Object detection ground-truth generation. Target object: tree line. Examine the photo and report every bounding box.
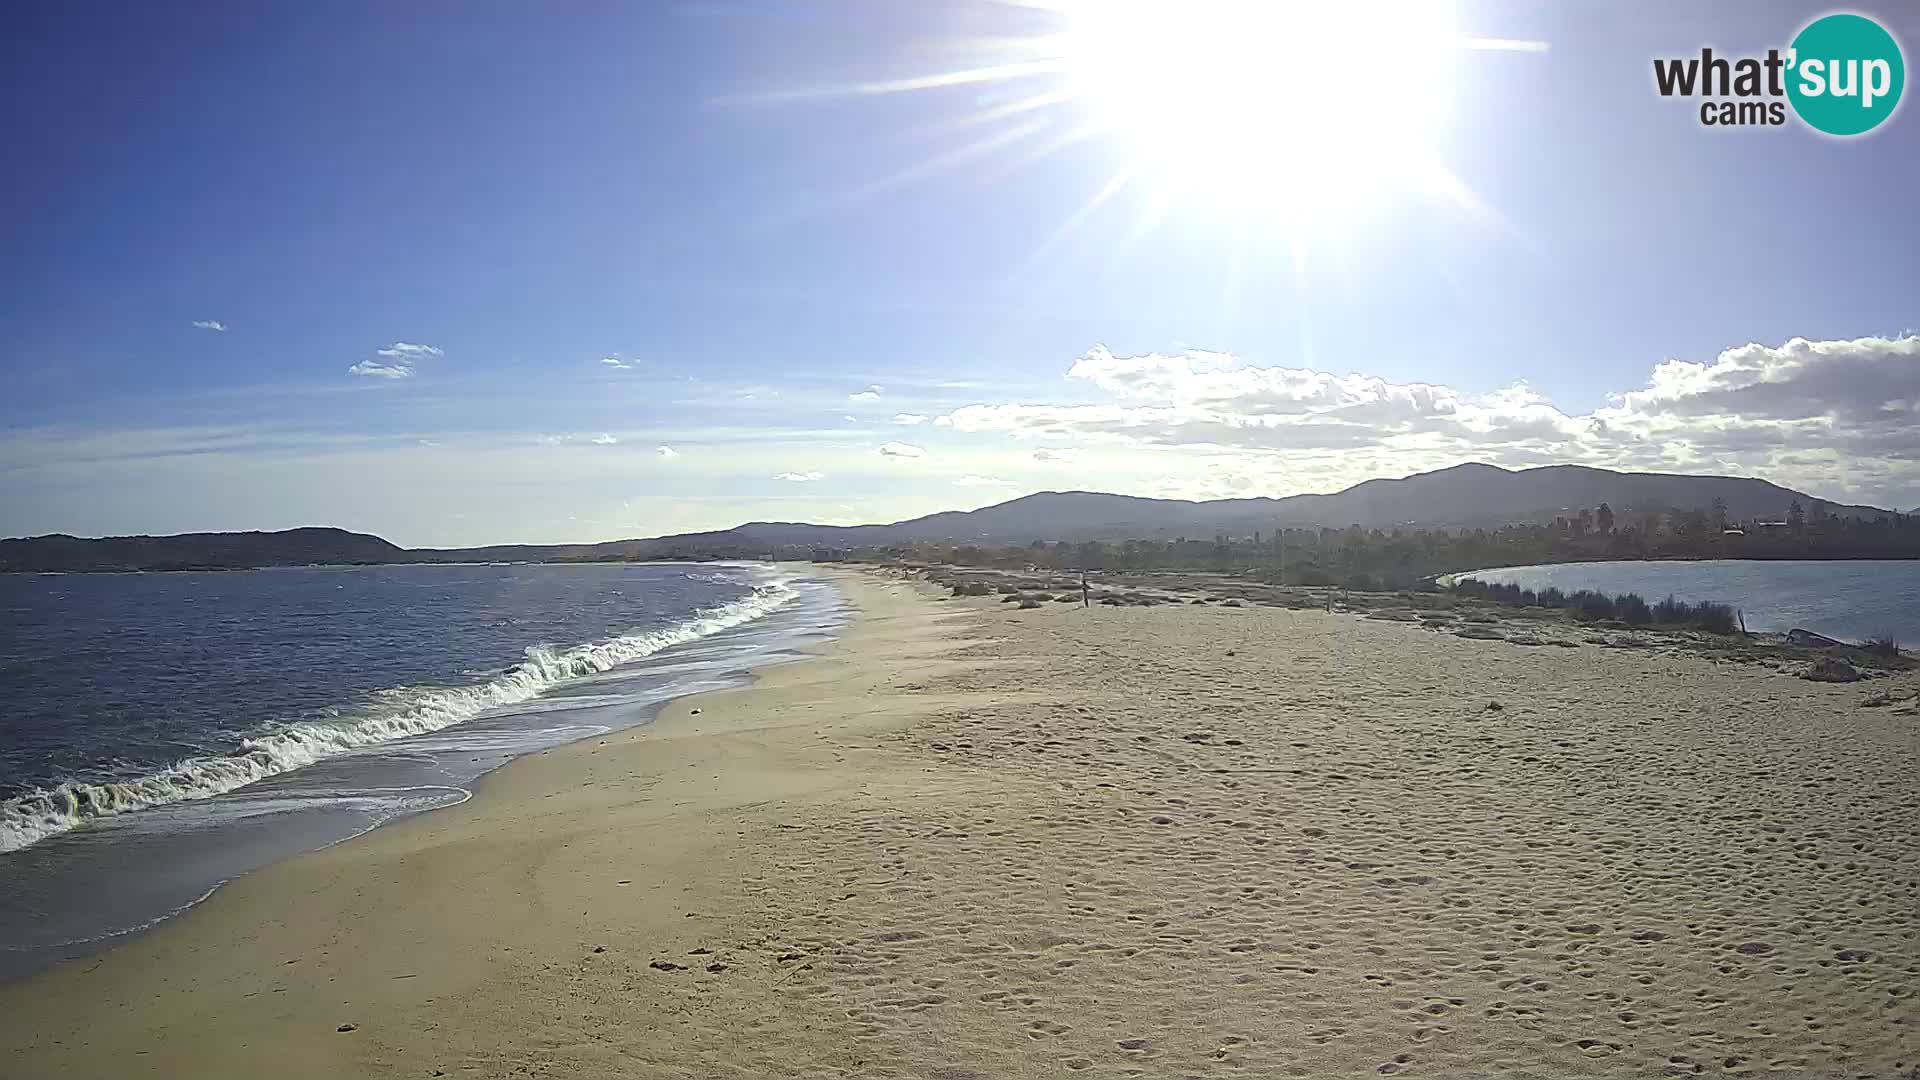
[839,502,1918,590]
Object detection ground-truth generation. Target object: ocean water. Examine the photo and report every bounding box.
[1460,559,1920,643]
[0,562,842,979]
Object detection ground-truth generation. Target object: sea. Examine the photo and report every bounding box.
[0,561,842,981]
[1459,559,1920,643]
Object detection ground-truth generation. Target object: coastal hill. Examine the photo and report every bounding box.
[0,462,1898,572]
[0,527,405,573]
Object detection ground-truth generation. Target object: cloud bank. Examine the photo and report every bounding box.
[936,337,1920,505]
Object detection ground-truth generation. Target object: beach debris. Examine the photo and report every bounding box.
[689,708,701,715]
[1802,657,1863,683]
[1182,731,1217,743]
[705,962,728,972]
[1862,688,1895,707]
[1785,628,1845,648]
[336,1023,357,1033]
[591,945,606,953]
[1484,701,1504,713]
[649,959,687,971]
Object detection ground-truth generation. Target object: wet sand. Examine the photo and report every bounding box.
[2,568,1916,1078]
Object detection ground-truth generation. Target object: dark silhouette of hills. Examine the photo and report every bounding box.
[1,463,1897,572]
[0,527,405,573]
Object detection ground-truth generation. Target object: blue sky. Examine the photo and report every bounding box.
[3,1,1917,546]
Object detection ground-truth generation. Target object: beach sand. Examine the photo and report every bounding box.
[2,569,1916,1078]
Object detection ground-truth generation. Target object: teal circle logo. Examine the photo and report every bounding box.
[1787,13,1905,136]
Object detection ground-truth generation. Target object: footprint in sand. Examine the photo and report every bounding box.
[1026,1020,1070,1037]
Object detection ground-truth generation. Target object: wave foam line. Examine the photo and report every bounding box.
[0,577,797,853]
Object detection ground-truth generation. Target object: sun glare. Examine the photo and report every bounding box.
[1062,0,1465,219]
[727,0,1545,256]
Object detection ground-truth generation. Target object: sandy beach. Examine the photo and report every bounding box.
[2,568,1916,1079]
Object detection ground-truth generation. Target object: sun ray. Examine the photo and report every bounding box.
[711,60,1067,106]
[1010,165,1140,278]
[718,0,1549,267]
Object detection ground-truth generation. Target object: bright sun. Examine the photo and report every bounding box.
[1061,0,1467,221]
[736,0,1544,250]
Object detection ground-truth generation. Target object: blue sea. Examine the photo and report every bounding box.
[0,562,841,980]
[1460,559,1920,643]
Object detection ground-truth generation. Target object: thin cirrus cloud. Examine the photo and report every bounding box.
[349,341,444,380]
[878,441,926,460]
[191,320,227,332]
[773,470,825,482]
[891,413,930,425]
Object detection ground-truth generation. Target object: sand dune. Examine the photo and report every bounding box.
[2,569,1915,1078]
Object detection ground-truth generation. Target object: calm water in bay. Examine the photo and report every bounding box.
[1461,560,1920,643]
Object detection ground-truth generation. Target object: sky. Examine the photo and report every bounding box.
[2,0,1917,547]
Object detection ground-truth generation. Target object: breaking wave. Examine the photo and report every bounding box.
[0,576,796,853]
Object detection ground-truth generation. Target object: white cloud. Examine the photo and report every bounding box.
[352,341,443,380]
[954,475,1017,487]
[878,441,927,460]
[600,356,631,369]
[191,320,227,332]
[1032,447,1080,462]
[656,445,681,459]
[377,342,444,359]
[849,384,884,402]
[774,471,825,482]
[891,413,930,425]
[348,359,413,379]
[417,439,440,447]
[933,337,1920,505]
[591,434,618,445]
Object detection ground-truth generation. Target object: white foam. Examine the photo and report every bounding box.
[0,575,797,853]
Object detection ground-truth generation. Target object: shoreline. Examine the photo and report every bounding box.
[0,567,956,1077]
[0,562,839,981]
[3,566,1914,1078]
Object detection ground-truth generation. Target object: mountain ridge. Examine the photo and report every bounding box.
[1,462,1900,572]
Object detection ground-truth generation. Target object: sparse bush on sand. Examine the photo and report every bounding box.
[1864,637,1902,658]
